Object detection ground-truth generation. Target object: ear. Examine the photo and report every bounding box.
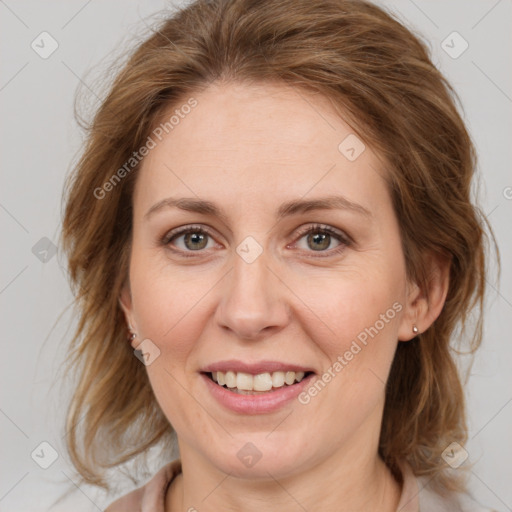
[119,283,138,348]
[398,251,451,342]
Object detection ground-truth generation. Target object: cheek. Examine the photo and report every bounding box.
[129,253,212,363]
[128,258,212,426]
[294,266,404,359]
[292,270,404,425]
[295,276,403,429]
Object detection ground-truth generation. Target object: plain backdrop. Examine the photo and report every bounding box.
[1,1,511,510]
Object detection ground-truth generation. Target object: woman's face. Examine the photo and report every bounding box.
[121,81,416,479]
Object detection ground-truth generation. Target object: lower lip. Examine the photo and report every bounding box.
[201,373,315,414]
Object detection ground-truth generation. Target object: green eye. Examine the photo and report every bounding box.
[305,231,333,251]
[162,223,351,258]
[181,231,209,250]
[164,226,214,252]
[293,224,350,256]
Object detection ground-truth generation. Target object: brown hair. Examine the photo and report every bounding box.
[60,0,497,492]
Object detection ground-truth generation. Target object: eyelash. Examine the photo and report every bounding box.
[161,223,351,258]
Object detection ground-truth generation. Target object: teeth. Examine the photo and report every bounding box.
[211,370,308,391]
[225,371,236,388]
[253,373,272,391]
[236,372,253,390]
[272,371,285,388]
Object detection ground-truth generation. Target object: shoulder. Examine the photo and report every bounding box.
[415,474,499,512]
[105,488,142,511]
[105,459,182,512]
[398,461,498,512]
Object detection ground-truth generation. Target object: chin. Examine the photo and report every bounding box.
[206,432,312,480]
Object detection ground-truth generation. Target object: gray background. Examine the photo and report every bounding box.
[1,1,511,510]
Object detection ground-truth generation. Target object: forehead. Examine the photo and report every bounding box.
[134,81,389,219]
[150,81,357,159]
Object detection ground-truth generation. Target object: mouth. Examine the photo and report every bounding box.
[200,360,317,413]
[203,370,315,395]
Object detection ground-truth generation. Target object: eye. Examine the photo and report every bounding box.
[292,224,351,256]
[161,223,351,258]
[162,225,217,253]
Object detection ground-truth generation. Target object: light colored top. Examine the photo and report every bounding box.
[105,459,497,511]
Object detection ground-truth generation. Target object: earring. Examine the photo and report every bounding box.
[127,322,137,342]
[412,324,419,334]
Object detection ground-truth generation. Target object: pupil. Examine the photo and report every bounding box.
[308,232,329,251]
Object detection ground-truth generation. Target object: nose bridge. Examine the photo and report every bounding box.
[215,245,289,339]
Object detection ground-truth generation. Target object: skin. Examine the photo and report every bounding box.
[120,81,449,511]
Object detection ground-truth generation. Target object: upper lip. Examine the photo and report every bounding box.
[201,359,315,375]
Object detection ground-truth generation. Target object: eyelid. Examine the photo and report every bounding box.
[161,224,216,245]
[291,223,351,245]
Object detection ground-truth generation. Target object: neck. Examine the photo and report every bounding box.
[167,440,401,512]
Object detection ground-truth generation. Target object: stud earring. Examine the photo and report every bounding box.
[128,331,137,341]
[412,324,419,334]
[127,324,137,342]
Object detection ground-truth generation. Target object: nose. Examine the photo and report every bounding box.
[214,248,290,341]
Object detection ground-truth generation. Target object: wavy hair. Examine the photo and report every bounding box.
[60,0,496,492]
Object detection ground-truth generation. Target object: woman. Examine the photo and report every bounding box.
[60,0,498,510]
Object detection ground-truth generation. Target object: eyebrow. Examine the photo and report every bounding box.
[144,195,372,222]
